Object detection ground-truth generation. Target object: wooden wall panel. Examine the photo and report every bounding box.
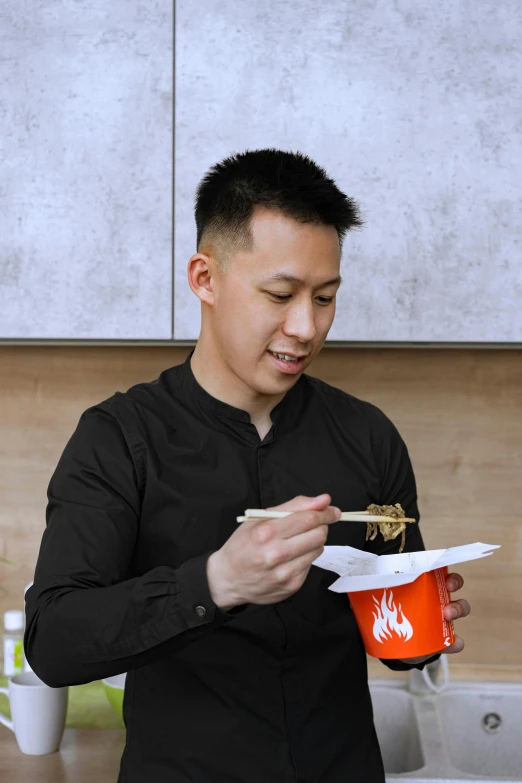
[1,347,520,679]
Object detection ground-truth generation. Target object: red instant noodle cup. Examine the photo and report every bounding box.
[312,541,500,659]
[348,566,455,659]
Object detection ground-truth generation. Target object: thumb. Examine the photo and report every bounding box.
[265,494,332,513]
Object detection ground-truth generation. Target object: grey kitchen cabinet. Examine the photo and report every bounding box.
[174,0,522,343]
[0,1,173,339]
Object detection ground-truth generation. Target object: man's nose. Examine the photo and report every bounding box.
[281,300,319,342]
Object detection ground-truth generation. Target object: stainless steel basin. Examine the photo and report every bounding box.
[370,685,426,774]
[435,683,522,779]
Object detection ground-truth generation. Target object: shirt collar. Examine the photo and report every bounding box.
[181,347,307,427]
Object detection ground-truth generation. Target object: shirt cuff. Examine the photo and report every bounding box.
[379,652,441,672]
[176,551,247,630]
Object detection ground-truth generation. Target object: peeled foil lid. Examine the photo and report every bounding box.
[311,542,501,592]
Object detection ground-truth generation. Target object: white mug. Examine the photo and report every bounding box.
[0,671,68,755]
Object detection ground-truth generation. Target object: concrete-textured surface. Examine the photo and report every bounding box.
[174,0,522,342]
[0,1,173,338]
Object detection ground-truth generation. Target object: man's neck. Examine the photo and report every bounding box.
[190,341,286,423]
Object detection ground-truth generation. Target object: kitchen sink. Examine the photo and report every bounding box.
[368,679,522,783]
[370,685,425,774]
[436,683,522,779]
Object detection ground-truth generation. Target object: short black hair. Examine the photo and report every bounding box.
[194,148,364,270]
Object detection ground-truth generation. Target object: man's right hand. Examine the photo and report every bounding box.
[206,494,342,611]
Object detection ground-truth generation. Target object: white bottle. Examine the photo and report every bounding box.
[23,582,34,673]
[3,610,24,677]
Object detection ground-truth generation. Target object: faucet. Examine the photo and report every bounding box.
[409,655,449,694]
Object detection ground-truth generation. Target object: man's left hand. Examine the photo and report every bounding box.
[398,572,471,665]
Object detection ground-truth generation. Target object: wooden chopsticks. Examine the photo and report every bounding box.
[236,509,416,524]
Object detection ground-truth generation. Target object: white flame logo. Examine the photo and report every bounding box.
[372,589,414,642]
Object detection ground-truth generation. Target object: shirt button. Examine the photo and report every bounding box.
[195,605,207,619]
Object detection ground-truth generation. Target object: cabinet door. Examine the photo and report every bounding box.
[0,1,173,339]
[173,1,522,344]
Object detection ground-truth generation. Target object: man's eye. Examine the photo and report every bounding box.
[268,294,333,305]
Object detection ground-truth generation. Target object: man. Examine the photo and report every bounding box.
[25,148,470,782]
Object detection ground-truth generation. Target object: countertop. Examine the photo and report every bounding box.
[0,729,125,782]
[2,667,520,782]
[0,676,125,782]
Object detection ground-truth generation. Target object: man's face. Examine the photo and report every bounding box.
[196,206,342,398]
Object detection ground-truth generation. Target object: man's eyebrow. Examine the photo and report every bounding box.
[260,273,343,287]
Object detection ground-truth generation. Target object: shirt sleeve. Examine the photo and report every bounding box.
[24,401,244,688]
[365,406,441,672]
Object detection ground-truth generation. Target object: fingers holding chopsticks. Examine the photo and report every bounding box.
[206,494,343,610]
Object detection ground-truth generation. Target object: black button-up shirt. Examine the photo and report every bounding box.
[25,349,437,783]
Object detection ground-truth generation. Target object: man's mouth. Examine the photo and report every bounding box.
[267,350,306,372]
[268,351,301,363]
